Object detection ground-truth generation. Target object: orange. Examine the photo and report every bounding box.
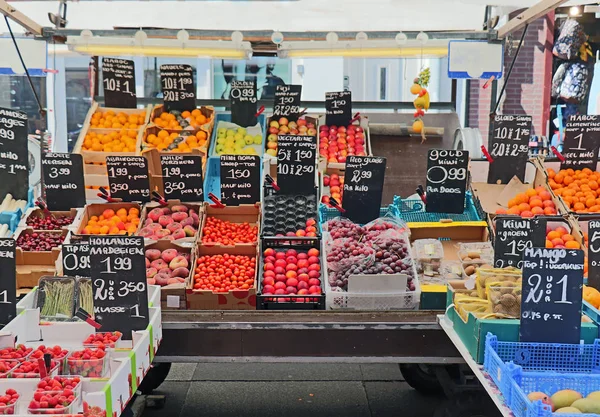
[546,240,553,248]
[544,207,557,215]
[496,208,507,214]
[518,203,530,212]
[102,209,115,219]
[538,190,552,201]
[508,198,518,208]
[526,189,538,198]
[507,207,521,215]
[565,241,581,249]
[548,168,556,178]
[555,174,565,184]
[529,198,543,208]
[516,193,529,204]
[543,200,555,208]
[551,237,565,247]
[574,202,586,211]
[547,231,561,241]
[561,234,575,242]
[531,206,544,215]
[555,226,568,236]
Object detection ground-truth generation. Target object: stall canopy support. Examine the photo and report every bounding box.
[0,0,43,35]
[497,0,567,38]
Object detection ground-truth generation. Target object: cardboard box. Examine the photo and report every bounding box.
[199,202,260,249]
[19,207,82,232]
[139,201,203,245]
[74,202,142,237]
[145,240,191,304]
[14,228,69,265]
[186,245,258,310]
[16,265,56,289]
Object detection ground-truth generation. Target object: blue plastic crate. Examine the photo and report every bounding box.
[203,156,263,203]
[583,301,600,326]
[0,188,34,226]
[396,192,481,223]
[208,112,267,158]
[0,211,18,235]
[318,195,402,225]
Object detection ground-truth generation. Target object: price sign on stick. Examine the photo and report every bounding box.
[160,64,195,112]
[587,221,600,290]
[277,135,317,194]
[62,242,90,279]
[160,155,203,202]
[106,156,150,202]
[342,155,387,224]
[219,155,260,206]
[0,238,16,326]
[560,115,600,171]
[0,107,28,201]
[42,153,86,211]
[102,58,136,108]
[487,115,532,184]
[426,149,469,214]
[325,91,352,127]
[90,235,148,340]
[273,85,302,120]
[520,247,584,344]
[230,80,257,128]
[494,216,546,269]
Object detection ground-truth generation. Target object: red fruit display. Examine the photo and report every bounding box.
[319,123,367,164]
[31,345,69,361]
[0,345,32,361]
[83,331,123,348]
[138,205,200,241]
[201,217,258,245]
[261,247,322,301]
[0,361,17,377]
[145,248,190,287]
[266,117,317,156]
[193,254,256,292]
[12,359,59,378]
[36,376,81,392]
[29,388,76,414]
[322,173,344,206]
[0,388,20,414]
[67,348,107,378]
[26,214,74,230]
[16,232,65,252]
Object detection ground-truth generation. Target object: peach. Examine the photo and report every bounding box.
[167,222,183,232]
[148,208,163,222]
[183,225,196,237]
[159,215,173,227]
[171,267,190,278]
[145,249,161,261]
[161,249,178,263]
[150,259,167,270]
[171,205,188,213]
[169,256,189,269]
[172,229,186,240]
[285,270,297,279]
[146,267,158,278]
[172,212,188,222]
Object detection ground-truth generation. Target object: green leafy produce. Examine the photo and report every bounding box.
[77,278,93,316]
[37,277,76,318]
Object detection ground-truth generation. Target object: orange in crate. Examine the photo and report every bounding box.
[498,186,557,218]
[81,207,140,235]
[90,110,146,129]
[548,167,600,213]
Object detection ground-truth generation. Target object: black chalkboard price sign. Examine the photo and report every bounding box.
[487,115,532,184]
[273,84,302,120]
[230,80,257,127]
[276,135,317,194]
[325,91,352,127]
[587,220,600,290]
[426,149,469,214]
[219,155,260,206]
[106,156,150,202]
[494,216,546,269]
[160,64,195,112]
[520,247,584,344]
[42,153,86,211]
[560,115,600,171]
[0,107,28,201]
[0,238,16,326]
[342,155,387,224]
[102,58,136,108]
[89,235,149,340]
[62,242,90,279]
[160,154,203,202]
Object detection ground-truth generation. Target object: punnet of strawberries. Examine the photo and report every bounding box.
[37,376,81,392]
[31,345,69,361]
[0,345,32,361]
[0,360,18,376]
[0,388,19,414]
[11,359,58,378]
[83,331,122,348]
[67,348,106,377]
[28,389,76,414]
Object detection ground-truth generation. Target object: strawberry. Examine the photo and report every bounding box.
[28,388,76,414]
[67,348,107,377]
[11,359,58,378]
[83,331,122,348]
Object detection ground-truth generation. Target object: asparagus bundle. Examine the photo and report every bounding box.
[37,277,76,318]
[77,278,93,316]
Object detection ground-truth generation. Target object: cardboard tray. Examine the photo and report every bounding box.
[139,201,203,245]
[186,245,258,310]
[198,202,260,249]
[145,240,191,303]
[16,265,56,289]
[19,208,81,232]
[73,202,143,237]
[316,114,373,171]
[14,227,69,265]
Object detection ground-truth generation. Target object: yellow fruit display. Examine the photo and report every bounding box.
[145,130,208,152]
[551,390,583,409]
[82,130,138,152]
[214,126,262,156]
[90,110,146,129]
[556,407,582,413]
[572,398,600,414]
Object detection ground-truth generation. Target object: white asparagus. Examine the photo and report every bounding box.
[0,224,8,238]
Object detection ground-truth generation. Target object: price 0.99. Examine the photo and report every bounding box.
[100,257,132,273]
[48,167,70,179]
[63,253,90,271]
[226,169,250,180]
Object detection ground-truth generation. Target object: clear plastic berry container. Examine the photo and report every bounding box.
[28,392,76,415]
[36,375,82,400]
[30,346,70,374]
[0,345,33,362]
[83,331,122,349]
[67,348,109,378]
[0,360,19,378]
[0,389,20,414]
[10,360,59,378]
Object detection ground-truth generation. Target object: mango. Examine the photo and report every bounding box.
[552,390,583,409]
[572,398,600,414]
[556,407,582,413]
[587,391,600,401]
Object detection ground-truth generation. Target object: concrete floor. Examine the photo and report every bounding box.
[141,363,445,417]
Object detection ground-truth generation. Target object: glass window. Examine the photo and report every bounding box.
[0,75,47,133]
[65,68,91,151]
[379,67,387,100]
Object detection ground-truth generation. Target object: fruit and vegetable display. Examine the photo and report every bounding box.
[192,253,256,292]
[152,108,210,130]
[16,231,65,252]
[81,130,139,153]
[259,247,323,300]
[526,389,600,414]
[80,207,140,235]
[90,110,146,130]
[266,117,317,157]
[495,187,557,217]
[0,388,19,414]
[29,387,77,414]
[549,167,600,213]
[37,277,76,319]
[138,205,199,241]
[145,247,190,286]
[318,123,367,164]
[67,347,107,378]
[0,346,32,362]
[321,173,344,207]
[201,216,258,246]
[214,126,262,156]
[12,359,58,378]
[262,193,318,237]
[144,129,208,152]
[26,213,74,230]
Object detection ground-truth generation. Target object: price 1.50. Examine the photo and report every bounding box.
[226,168,250,180]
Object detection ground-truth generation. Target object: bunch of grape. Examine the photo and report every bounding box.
[418,68,431,87]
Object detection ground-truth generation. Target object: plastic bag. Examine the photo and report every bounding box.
[362,216,410,241]
[326,238,375,289]
[553,19,586,60]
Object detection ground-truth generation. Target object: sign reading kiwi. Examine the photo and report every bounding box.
[41,153,86,211]
[160,64,195,112]
[342,155,387,224]
[587,220,600,290]
[102,58,136,108]
[0,107,28,201]
[487,115,532,184]
[219,154,260,206]
[494,216,546,269]
[230,80,257,128]
[520,247,584,344]
[325,91,352,126]
[425,149,469,214]
[273,84,302,120]
[0,238,16,326]
[560,115,600,171]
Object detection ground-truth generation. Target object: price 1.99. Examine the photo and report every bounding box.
[100,257,132,273]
